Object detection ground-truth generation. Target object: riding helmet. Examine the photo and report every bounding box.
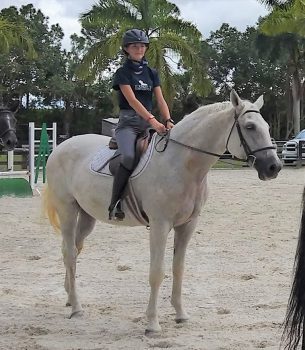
[122,29,149,48]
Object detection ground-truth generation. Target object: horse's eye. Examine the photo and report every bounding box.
[246,123,255,130]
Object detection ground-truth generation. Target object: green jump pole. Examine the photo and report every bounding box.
[34,123,50,184]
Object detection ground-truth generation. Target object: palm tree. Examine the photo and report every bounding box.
[258,0,293,9]
[79,0,211,106]
[258,0,305,134]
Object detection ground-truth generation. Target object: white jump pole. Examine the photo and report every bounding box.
[29,122,35,189]
[52,122,57,149]
[7,150,13,171]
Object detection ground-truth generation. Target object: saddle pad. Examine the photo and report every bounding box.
[90,146,116,176]
[90,133,157,178]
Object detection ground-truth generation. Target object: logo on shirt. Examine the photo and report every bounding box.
[135,80,152,91]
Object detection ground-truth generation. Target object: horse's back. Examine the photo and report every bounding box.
[51,134,109,159]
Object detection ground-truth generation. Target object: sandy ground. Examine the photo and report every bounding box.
[0,167,304,350]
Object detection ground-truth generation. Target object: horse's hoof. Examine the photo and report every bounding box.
[68,310,83,319]
[175,318,188,324]
[66,302,71,307]
[145,329,160,337]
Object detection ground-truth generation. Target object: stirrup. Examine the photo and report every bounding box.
[108,200,125,221]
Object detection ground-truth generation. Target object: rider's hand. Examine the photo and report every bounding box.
[149,117,167,134]
[166,121,174,130]
[164,118,174,130]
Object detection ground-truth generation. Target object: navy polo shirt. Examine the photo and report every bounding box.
[112,64,160,111]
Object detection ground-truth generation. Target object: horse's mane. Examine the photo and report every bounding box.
[183,101,232,120]
[196,101,232,115]
[180,101,232,123]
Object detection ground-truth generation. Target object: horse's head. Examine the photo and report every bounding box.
[0,106,18,151]
[226,89,282,180]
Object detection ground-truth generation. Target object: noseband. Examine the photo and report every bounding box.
[0,111,17,146]
[156,108,276,165]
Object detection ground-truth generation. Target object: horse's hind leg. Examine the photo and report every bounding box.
[57,200,82,318]
[75,208,96,254]
[171,218,198,323]
[65,208,96,306]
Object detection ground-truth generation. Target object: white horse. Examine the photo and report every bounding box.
[44,89,282,334]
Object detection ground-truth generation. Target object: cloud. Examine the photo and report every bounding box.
[0,0,269,48]
[177,0,269,37]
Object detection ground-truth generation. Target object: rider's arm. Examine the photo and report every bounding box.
[154,86,174,129]
[119,84,166,133]
[154,86,170,122]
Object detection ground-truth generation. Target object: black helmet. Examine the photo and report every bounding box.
[122,29,149,47]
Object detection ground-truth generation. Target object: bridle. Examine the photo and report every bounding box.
[0,110,17,147]
[155,108,276,166]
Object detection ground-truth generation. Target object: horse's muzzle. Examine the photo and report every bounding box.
[2,131,18,151]
[254,154,282,180]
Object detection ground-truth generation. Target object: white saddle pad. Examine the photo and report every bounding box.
[90,133,157,178]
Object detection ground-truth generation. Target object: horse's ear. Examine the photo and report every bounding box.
[254,95,264,110]
[230,89,243,109]
[9,100,20,114]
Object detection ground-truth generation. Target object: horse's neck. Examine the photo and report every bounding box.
[171,105,235,158]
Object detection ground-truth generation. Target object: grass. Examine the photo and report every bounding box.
[0,154,27,171]
[212,159,246,169]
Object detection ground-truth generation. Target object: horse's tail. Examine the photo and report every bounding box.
[43,184,61,234]
[282,186,305,350]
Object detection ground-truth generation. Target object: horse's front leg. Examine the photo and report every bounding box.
[171,218,198,323]
[146,222,171,334]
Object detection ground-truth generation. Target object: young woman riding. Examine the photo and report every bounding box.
[109,28,174,220]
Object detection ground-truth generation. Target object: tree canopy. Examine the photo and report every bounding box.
[1,1,305,140]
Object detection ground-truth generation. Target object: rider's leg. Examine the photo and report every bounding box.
[108,164,132,220]
[108,127,137,220]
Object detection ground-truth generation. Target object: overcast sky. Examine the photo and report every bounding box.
[1,0,269,49]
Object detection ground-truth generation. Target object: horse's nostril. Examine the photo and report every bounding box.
[270,164,276,172]
[269,162,281,175]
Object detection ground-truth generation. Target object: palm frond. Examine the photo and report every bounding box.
[258,0,294,10]
[78,0,210,104]
[81,0,139,29]
[260,0,305,37]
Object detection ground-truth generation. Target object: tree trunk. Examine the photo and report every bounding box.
[64,100,72,137]
[291,70,301,135]
[26,93,30,109]
[285,74,293,139]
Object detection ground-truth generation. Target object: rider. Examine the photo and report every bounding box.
[109,28,175,221]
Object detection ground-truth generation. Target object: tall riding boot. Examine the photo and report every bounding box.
[108,164,132,221]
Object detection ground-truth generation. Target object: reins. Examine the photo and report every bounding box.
[155,108,276,166]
